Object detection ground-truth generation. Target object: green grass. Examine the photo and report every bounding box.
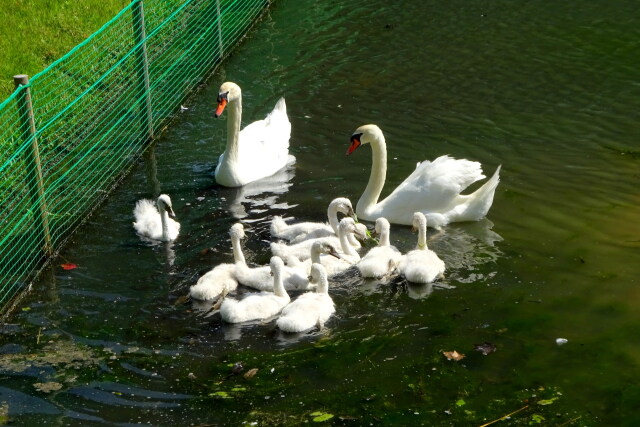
[0,0,129,96]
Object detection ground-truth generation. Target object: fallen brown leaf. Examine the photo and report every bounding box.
[443,350,465,361]
[243,368,258,379]
[474,342,497,355]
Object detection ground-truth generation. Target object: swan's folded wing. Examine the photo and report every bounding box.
[380,155,486,213]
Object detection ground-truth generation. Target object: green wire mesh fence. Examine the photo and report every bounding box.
[0,0,270,317]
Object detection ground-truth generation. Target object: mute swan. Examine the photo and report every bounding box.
[346,124,501,228]
[133,194,180,242]
[397,212,445,284]
[229,223,311,291]
[220,256,290,323]
[189,263,238,301]
[276,263,335,333]
[214,82,293,187]
[357,217,402,279]
[296,240,349,277]
[271,197,355,242]
[270,217,365,262]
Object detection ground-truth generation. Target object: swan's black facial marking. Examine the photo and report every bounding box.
[346,133,363,155]
[217,91,229,103]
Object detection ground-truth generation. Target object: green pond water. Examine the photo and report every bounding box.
[2,0,640,424]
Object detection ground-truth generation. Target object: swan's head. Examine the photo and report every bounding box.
[269,256,284,276]
[311,241,341,259]
[229,223,245,239]
[156,194,176,219]
[346,124,383,155]
[411,212,427,233]
[339,217,367,240]
[215,82,241,118]
[330,197,355,218]
[374,217,391,235]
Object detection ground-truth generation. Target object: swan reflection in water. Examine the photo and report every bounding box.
[217,156,297,220]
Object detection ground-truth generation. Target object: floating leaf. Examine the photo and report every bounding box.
[443,350,465,361]
[474,342,497,355]
[530,414,545,424]
[310,412,334,422]
[537,397,558,406]
[456,399,466,407]
[210,391,232,399]
[61,263,77,270]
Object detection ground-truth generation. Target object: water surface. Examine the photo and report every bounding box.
[1,0,639,424]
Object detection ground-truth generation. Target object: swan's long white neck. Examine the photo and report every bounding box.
[224,94,242,162]
[339,227,359,258]
[159,208,169,241]
[378,223,391,247]
[416,217,428,250]
[327,202,340,234]
[310,245,322,265]
[230,233,246,265]
[272,264,288,298]
[357,134,387,215]
[316,271,329,294]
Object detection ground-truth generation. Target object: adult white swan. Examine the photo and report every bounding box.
[214,82,293,187]
[133,194,180,242]
[270,197,355,243]
[346,124,501,228]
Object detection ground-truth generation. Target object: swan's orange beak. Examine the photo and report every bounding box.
[214,98,227,118]
[346,134,361,155]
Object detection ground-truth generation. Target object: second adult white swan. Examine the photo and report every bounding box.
[214,82,293,187]
[346,124,501,228]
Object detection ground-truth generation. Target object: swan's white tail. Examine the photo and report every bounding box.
[273,97,286,114]
[270,216,289,237]
[463,165,501,221]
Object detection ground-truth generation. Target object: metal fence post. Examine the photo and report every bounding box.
[216,0,224,58]
[132,0,154,142]
[13,74,53,256]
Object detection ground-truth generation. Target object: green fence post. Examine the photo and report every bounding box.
[216,0,224,58]
[132,0,154,142]
[13,74,53,257]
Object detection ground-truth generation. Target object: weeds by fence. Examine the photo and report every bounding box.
[0,0,270,317]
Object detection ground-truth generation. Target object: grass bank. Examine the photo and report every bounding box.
[0,0,128,96]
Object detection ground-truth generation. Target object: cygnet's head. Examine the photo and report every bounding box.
[331,197,355,218]
[374,217,390,235]
[229,223,245,239]
[312,241,341,259]
[156,194,176,218]
[411,212,427,232]
[269,256,284,275]
[346,124,384,155]
[339,217,367,240]
[214,81,241,118]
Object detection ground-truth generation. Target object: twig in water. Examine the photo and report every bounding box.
[478,404,529,427]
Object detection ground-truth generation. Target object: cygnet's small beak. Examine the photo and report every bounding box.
[166,206,176,219]
[214,98,227,118]
[346,134,362,155]
[411,225,418,233]
[328,248,342,259]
